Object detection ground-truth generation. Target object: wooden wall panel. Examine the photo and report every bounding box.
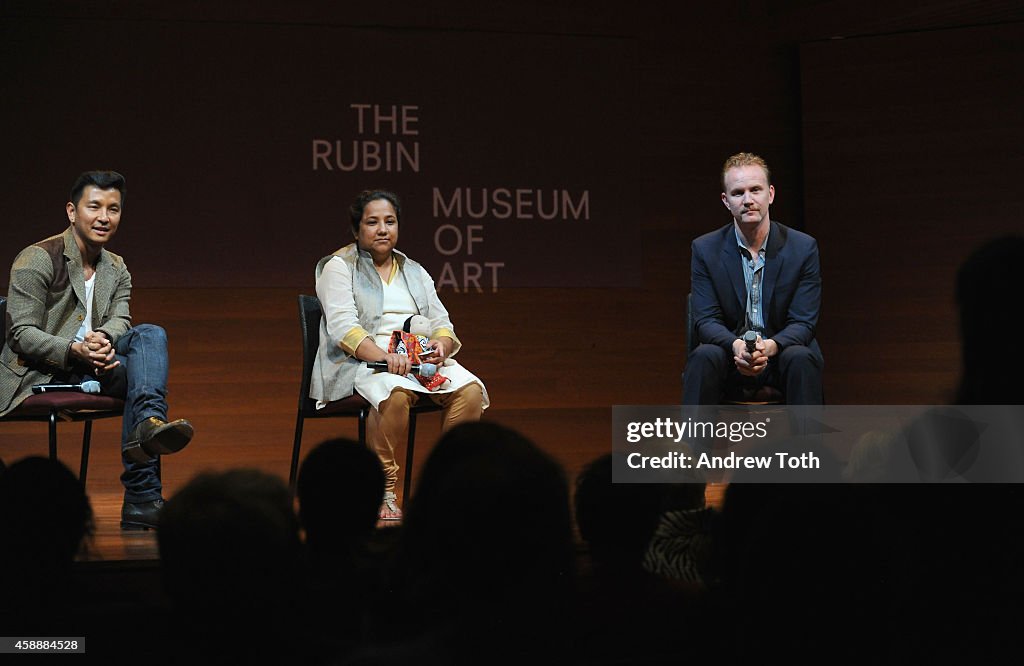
[801,23,1024,403]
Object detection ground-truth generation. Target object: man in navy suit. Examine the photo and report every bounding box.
[683,153,823,405]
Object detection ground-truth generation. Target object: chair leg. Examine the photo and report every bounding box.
[404,413,418,503]
[80,420,92,487]
[290,412,305,491]
[48,410,58,461]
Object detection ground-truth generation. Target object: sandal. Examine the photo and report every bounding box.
[379,491,403,521]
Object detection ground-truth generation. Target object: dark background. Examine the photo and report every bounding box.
[0,12,636,288]
[2,1,1023,487]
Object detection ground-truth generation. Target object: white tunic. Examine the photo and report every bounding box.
[323,256,489,411]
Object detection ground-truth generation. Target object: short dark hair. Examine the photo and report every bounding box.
[956,235,1024,403]
[69,171,127,207]
[0,456,94,567]
[348,189,401,234]
[574,453,663,565]
[158,469,301,609]
[297,438,384,547]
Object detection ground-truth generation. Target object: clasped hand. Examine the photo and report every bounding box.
[71,331,120,374]
[732,335,774,377]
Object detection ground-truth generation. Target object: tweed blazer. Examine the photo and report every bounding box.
[0,226,132,416]
[311,243,459,404]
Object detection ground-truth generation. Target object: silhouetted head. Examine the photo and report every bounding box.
[0,456,93,572]
[297,438,384,552]
[401,422,573,611]
[575,454,664,567]
[956,235,1024,403]
[158,469,301,612]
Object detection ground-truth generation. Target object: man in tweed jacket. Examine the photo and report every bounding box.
[1,171,193,529]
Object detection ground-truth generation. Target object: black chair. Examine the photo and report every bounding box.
[291,294,441,500]
[685,293,783,405]
[0,296,126,487]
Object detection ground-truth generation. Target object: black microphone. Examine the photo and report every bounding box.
[365,361,438,378]
[743,330,758,353]
[32,380,101,394]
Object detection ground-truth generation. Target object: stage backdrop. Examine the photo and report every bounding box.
[0,17,637,291]
[801,21,1024,403]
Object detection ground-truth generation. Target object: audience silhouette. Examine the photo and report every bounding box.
[298,437,385,564]
[296,438,388,662]
[888,234,1024,658]
[641,473,712,584]
[0,456,93,634]
[955,235,1024,404]
[157,469,303,663]
[573,453,706,664]
[355,421,574,665]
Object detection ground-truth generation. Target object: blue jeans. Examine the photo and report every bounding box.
[104,324,171,503]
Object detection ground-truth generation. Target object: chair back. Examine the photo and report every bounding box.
[297,294,322,415]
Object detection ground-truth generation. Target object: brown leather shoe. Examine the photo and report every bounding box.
[124,417,194,463]
[121,498,164,530]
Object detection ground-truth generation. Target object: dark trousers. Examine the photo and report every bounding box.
[682,342,823,405]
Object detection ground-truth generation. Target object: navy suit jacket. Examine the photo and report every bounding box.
[690,221,821,355]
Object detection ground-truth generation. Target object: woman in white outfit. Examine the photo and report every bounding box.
[312,190,489,520]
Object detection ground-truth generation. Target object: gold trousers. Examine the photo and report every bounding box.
[367,382,485,493]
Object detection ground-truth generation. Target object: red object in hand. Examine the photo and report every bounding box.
[388,331,447,390]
